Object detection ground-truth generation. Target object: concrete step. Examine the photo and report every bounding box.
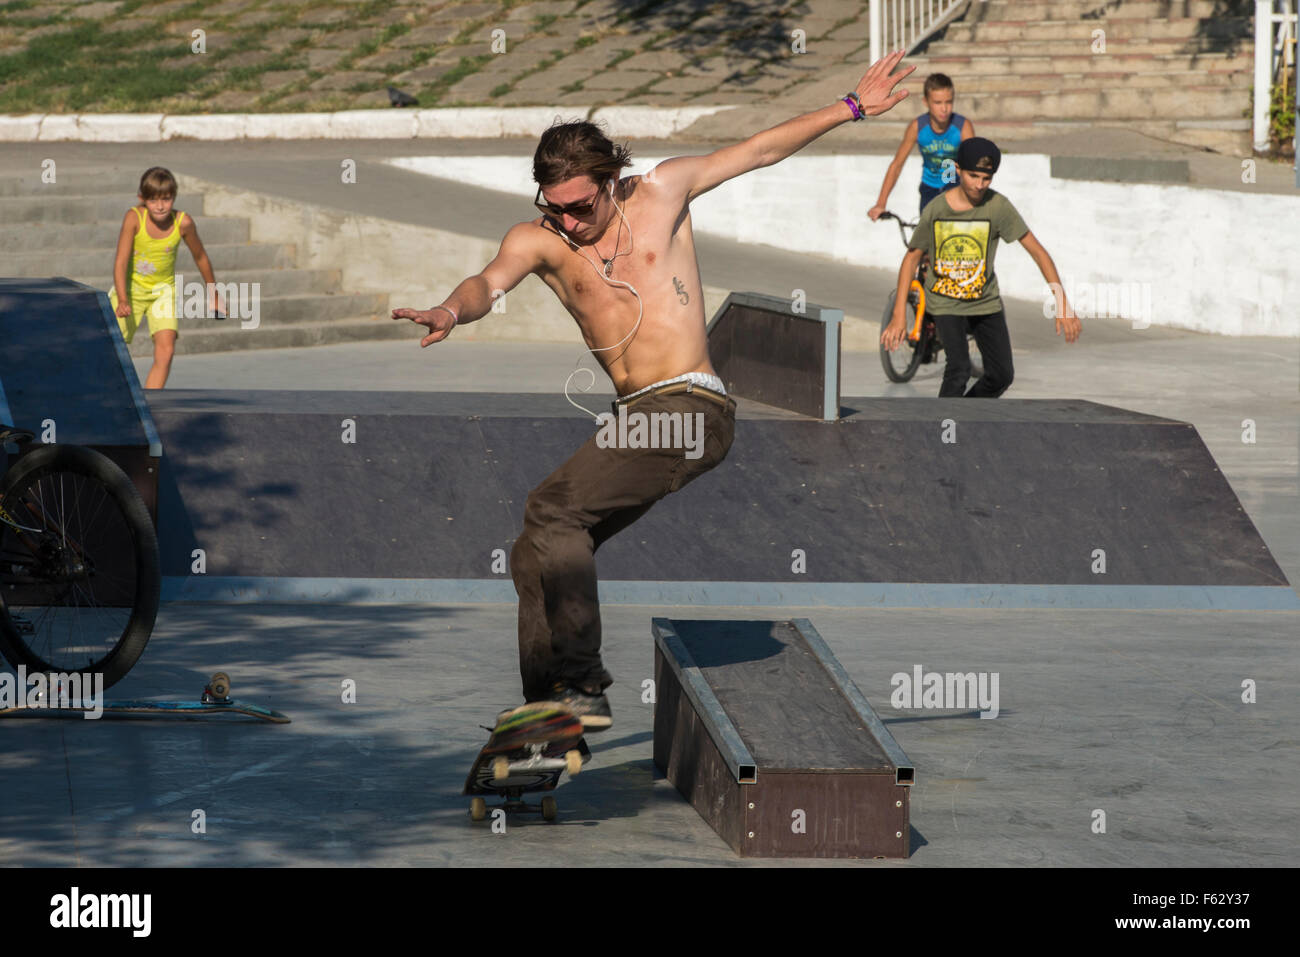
[970,0,1240,18]
[0,194,208,223]
[946,16,1251,43]
[901,69,1247,94]
[784,114,1249,153]
[0,175,139,197]
[129,316,414,356]
[946,85,1249,121]
[969,117,1251,154]
[924,35,1253,56]
[918,51,1252,76]
[72,267,343,296]
[243,292,391,325]
[2,217,249,251]
[114,291,391,329]
[4,241,297,275]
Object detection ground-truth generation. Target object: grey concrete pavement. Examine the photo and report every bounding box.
[2,601,1295,867]
[2,134,1297,869]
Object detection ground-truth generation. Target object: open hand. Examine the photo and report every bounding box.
[1056,311,1082,343]
[392,306,456,347]
[880,314,908,351]
[854,50,914,117]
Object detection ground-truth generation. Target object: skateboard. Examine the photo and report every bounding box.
[464,702,588,822]
[0,671,290,723]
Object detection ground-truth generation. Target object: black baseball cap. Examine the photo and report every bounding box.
[956,137,1001,174]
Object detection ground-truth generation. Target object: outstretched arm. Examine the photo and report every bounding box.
[869,122,918,220]
[651,50,914,203]
[392,222,542,347]
[1021,230,1081,343]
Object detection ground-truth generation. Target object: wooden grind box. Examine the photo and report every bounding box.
[653,618,913,858]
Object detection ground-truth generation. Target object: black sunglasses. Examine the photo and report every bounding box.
[534,182,605,218]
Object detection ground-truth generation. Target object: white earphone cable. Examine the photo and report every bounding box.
[560,180,643,420]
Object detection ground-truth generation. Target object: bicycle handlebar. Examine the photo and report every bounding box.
[874,210,917,248]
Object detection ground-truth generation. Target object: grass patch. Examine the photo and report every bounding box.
[625,78,662,98]
[0,21,201,111]
[380,22,411,44]
[345,0,395,20]
[224,64,268,89]
[438,53,492,88]
[452,16,496,46]
[416,52,493,105]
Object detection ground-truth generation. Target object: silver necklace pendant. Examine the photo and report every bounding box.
[603,259,614,277]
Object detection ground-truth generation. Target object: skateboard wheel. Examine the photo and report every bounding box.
[541,796,557,821]
[492,757,510,781]
[565,750,582,777]
[469,797,487,822]
[209,672,230,698]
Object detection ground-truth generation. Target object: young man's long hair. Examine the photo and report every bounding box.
[533,120,632,187]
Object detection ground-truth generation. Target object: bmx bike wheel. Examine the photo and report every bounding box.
[880,290,927,383]
[0,443,159,690]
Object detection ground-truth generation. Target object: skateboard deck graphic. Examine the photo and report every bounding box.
[464,702,587,822]
[0,671,290,723]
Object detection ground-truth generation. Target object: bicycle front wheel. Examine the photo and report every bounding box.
[880,290,926,383]
[0,444,159,689]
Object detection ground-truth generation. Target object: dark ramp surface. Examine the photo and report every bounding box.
[671,619,889,771]
[147,390,1287,589]
[0,277,154,450]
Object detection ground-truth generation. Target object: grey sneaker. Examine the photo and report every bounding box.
[546,682,612,732]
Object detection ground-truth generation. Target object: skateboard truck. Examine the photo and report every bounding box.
[465,704,589,823]
[202,670,232,704]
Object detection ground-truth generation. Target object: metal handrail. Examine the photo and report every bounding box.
[1255,0,1298,152]
[868,0,969,62]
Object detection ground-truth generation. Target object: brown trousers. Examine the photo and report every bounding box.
[510,389,736,702]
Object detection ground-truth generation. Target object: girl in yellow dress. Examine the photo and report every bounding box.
[110,167,221,389]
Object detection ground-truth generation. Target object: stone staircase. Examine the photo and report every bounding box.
[902,0,1255,154]
[0,173,409,355]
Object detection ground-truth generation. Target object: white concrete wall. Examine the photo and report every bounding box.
[184,174,730,344]
[386,154,1300,338]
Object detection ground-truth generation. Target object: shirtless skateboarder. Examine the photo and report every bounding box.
[394,51,914,732]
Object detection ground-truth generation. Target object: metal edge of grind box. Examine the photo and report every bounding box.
[652,618,759,784]
[651,617,914,858]
[792,618,914,786]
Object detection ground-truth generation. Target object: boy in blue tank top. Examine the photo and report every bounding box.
[869,73,973,220]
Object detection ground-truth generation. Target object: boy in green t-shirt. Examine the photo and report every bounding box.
[880,138,1081,396]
